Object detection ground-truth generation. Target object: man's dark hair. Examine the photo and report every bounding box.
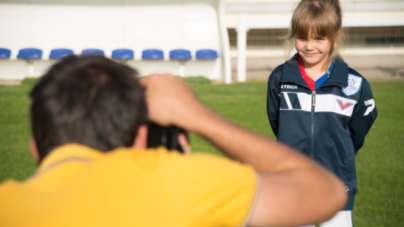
[30,55,148,163]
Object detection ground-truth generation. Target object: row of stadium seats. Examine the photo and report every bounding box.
[0,48,218,60]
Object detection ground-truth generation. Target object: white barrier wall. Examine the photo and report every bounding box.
[0,0,231,82]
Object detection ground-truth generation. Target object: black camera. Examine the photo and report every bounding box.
[146,122,186,153]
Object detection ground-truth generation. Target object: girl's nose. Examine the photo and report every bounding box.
[305,41,315,50]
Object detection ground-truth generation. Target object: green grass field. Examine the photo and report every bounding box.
[0,77,403,226]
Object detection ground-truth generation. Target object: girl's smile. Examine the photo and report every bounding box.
[295,33,332,80]
[295,34,332,75]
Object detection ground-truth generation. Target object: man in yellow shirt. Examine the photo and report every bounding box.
[0,56,346,227]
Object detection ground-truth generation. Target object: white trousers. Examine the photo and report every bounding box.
[299,210,353,227]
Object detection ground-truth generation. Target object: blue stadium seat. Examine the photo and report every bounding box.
[49,48,74,59]
[196,49,218,59]
[0,48,11,59]
[17,48,42,59]
[81,49,104,56]
[170,49,191,60]
[17,48,42,77]
[142,49,164,60]
[112,49,134,60]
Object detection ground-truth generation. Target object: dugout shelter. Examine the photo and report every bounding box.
[0,0,232,83]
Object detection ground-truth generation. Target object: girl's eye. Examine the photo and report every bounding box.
[297,37,307,40]
[315,37,326,40]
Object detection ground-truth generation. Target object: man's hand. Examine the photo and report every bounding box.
[140,74,206,130]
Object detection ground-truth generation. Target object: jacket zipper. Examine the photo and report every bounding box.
[310,90,316,158]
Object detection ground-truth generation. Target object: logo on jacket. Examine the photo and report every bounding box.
[281,84,298,89]
[337,99,353,110]
[342,74,362,96]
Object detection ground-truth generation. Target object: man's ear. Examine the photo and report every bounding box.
[132,125,148,149]
[29,138,39,162]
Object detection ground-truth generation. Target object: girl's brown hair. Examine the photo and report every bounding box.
[285,0,344,72]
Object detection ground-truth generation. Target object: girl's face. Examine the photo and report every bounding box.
[295,33,332,69]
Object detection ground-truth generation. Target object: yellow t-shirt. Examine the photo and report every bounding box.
[0,144,259,227]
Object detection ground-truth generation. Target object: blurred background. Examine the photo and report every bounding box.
[0,0,403,84]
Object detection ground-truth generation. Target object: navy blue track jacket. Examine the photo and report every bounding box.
[266,54,377,210]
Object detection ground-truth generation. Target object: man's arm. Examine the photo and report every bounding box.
[141,74,347,227]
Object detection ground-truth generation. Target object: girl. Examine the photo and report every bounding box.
[266,0,377,226]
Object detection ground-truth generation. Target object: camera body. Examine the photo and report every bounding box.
[146,122,185,153]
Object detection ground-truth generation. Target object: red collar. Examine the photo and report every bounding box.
[298,57,315,91]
